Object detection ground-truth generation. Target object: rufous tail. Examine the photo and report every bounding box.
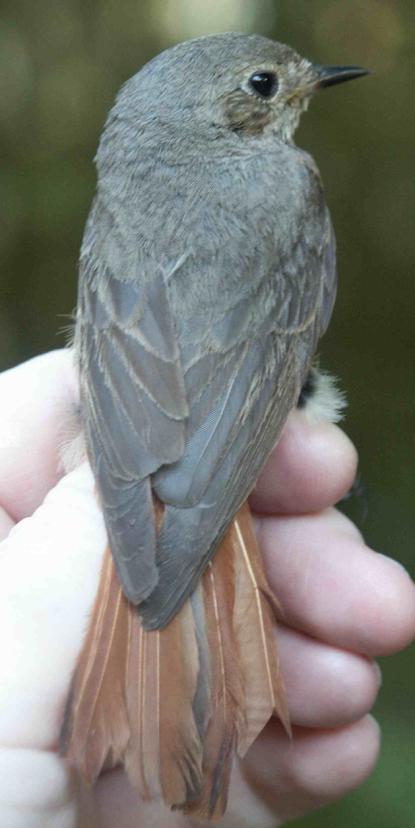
[60,501,289,820]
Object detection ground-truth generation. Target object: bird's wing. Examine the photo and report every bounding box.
[139,209,337,628]
[77,202,188,604]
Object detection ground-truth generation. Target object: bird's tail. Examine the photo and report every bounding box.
[60,501,288,820]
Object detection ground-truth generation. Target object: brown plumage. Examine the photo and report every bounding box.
[60,502,288,819]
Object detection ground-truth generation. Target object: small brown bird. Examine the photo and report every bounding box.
[60,33,367,819]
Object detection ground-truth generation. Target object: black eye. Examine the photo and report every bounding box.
[248,71,278,99]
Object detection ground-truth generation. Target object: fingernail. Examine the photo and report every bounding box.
[366,713,382,741]
[377,553,413,580]
[373,660,382,689]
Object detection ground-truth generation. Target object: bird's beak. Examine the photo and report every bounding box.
[288,64,369,103]
[313,64,369,90]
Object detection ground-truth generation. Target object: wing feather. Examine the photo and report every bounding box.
[77,206,188,602]
[78,162,336,620]
[142,211,336,626]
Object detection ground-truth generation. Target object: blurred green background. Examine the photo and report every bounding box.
[1,0,414,824]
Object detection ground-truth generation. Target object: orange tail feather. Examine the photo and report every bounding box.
[60,502,288,820]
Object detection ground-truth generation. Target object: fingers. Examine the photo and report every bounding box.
[257,508,415,657]
[237,716,380,826]
[251,409,358,515]
[0,464,105,750]
[277,624,380,728]
[0,350,77,520]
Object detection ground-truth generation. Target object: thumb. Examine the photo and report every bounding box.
[0,463,105,827]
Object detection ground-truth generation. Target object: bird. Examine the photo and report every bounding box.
[59,32,367,819]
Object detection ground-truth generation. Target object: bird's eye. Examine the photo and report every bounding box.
[248,71,279,99]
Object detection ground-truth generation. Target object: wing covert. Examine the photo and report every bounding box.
[77,203,188,603]
[142,200,337,627]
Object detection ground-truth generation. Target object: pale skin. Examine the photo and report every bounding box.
[0,351,414,828]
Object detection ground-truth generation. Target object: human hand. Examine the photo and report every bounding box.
[0,350,414,828]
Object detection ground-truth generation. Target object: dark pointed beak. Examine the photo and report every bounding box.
[314,64,369,90]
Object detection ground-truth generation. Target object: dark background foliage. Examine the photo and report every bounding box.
[1,1,414,824]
